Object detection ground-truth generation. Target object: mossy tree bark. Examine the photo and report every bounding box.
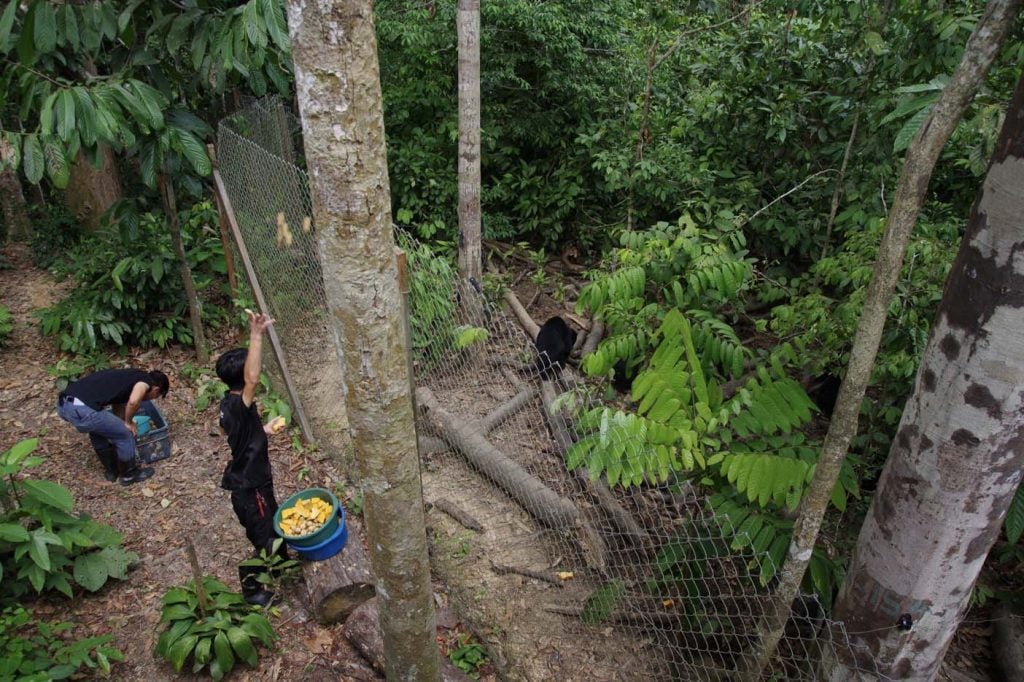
[742,0,1023,677]
[284,1,439,680]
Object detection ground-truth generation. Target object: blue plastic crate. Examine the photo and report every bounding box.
[134,400,171,464]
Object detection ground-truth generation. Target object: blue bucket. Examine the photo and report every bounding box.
[286,506,347,561]
[132,415,152,436]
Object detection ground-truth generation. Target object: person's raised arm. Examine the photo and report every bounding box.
[242,309,274,407]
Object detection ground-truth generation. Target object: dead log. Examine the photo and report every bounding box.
[490,562,564,587]
[540,382,652,550]
[345,597,474,681]
[427,498,483,531]
[302,514,376,624]
[580,320,605,357]
[502,289,540,340]
[419,435,450,456]
[417,386,607,569]
[479,385,537,434]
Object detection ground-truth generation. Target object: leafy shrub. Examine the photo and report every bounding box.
[38,201,227,354]
[0,439,138,601]
[155,576,276,680]
[27,204,83,271]
[47,354,110,393]
[0,606,122,681]
[0,304,12,347]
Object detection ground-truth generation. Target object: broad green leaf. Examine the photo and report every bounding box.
[73,552,109,591]
[213,631,235,675]
[22,134,45,183]
[28,531,51,571]
[894,104,934,153]
[0,523,30,542]
[173,129,212,176]
[33,0,57,53]
[45,141,71,189]
[1005,481,1024,544]
[0,0,18,53]
[21,478,74,511]
[5,437,39,462]
[57,89,76,142]
[227,627,258,667]
[168,634,199,673]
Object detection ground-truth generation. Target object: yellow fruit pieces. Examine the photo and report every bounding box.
[279,496,333,537]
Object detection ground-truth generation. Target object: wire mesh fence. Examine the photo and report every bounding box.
[215,96,883,681]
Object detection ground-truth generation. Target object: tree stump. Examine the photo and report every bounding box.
[345,597,474,681]
[302,514,376,624]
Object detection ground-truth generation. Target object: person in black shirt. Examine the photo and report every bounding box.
[216,310,288,607]
[57,368,169,485]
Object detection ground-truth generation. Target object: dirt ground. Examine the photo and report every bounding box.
[0,243,386,681]
[0,241,1011,682]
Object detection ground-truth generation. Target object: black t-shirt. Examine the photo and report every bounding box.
[219,392,272,491]
[64,369,153,411]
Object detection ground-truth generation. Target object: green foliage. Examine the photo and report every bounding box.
[46,354,109,393]
[0,606,123,681]
[577,215,753,381]
[1005,481,1024,545]
[38,202,226,354]
[0,439,138,602]
[238,538,300,592]
[580,579,625,625]
[448,634,489,678]
[155,576,276,680]
[0,304,11,347]
[27,204,83,270]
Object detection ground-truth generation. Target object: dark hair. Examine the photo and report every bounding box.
[215,348,248,391]
[148,370,170,397]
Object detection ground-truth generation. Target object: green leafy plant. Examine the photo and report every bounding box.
[155,576,276,680]
[0,305,12,347]
[238,539,300,594]
[448,634,489,678]
[0,439,139,601]
[26,204,83,271]
[37,203,226,354]
[46,354,110,393]
[0,606,123,681]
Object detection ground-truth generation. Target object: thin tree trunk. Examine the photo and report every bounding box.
[741,1,1023,677]
[457,0,482,286]
[0,167,31,242]
[826,70,1024,681]
[157,172,208,364]
[66,145,122,230]
[284,2,439,680]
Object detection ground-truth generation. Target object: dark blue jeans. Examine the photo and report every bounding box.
[56,399,136,464]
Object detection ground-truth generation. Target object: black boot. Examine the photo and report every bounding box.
[239,565,278,607]
[93,447,119,482]
[117,458,154,487]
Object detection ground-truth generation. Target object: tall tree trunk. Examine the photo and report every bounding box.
[157,172,208,364]
[826,71,1024,681]
[741,0,1022,677]
[284,2,439,680]
[457,0,482,286]
[66,145,123,230]
[0,167,31,242]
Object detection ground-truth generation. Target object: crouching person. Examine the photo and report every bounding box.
[216,310,289,606]
[56,368,169,485]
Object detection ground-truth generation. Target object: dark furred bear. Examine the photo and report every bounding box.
[535,316,577,379]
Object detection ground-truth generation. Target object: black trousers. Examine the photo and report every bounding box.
[230,484,280,555]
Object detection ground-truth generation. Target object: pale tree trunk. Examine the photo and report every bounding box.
[457,0,482,285]
[157,172,208,364]
[740,0,1023,677]
[66,145,122,230]
[825,71,1024,681]
[0,167,31,242]
[284,2,439,680]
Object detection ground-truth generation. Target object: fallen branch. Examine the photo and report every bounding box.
[580,321,605,357]
[419,435,450,456]
[417,386,607,570]
[490,562,564,587]
[502,289,540,340]
[427,498,483,531]
[302,514,376,624]
[479,385,538,434]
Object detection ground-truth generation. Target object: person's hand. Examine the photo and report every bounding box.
[245,309,275,335]
[126,421,137,437]
[264,416,286,435]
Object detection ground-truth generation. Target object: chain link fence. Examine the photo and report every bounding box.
[216,97,883,681]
